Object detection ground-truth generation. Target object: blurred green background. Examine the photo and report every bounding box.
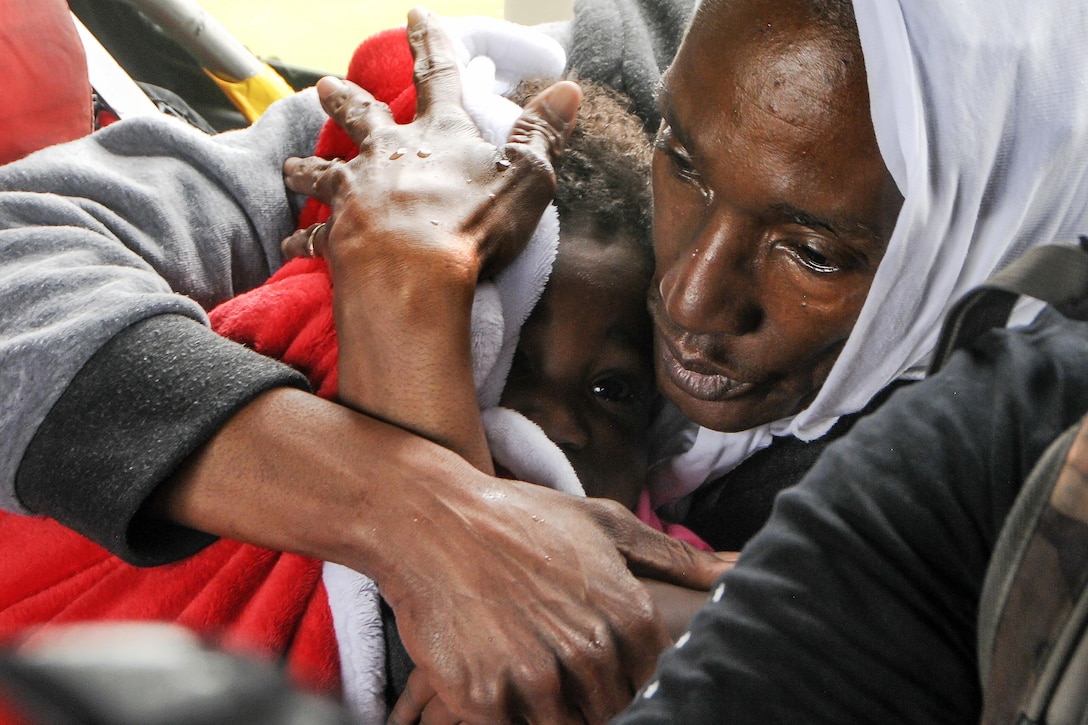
[197,0,571,76]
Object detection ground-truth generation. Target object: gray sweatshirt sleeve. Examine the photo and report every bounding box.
[568,0,696,130]
[0,90,325,563]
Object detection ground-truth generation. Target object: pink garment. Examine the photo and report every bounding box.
[636,490,714,552]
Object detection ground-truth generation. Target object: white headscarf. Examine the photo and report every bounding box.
[653,0,1088,505]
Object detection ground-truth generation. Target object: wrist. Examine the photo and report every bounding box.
[334,277,492,471]
[158,387,490,577]
[326,222,483,296]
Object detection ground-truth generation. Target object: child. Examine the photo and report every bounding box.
[0,20,709,723]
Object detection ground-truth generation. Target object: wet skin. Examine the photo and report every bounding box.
[650,0,904,433]
[500,226,657,510]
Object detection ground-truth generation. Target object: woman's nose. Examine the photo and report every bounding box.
[658,214,763,336]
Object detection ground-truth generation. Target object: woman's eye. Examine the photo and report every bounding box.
[790,242,842,274]
[655,126,712,201]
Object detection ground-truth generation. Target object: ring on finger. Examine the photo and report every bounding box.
[306,222,326,257]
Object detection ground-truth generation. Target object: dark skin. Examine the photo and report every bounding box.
[159,9,731,725]
[503,225,712,652]
[650,0,904,434]
[501,226,657,509]
[270,0,903,719]
[266,7,726,722]
[326,222,707,724]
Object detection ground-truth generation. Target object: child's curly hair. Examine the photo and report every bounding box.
[508,76,654,253]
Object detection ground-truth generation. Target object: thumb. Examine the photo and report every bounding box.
[506,80,582,168]
[586,499,734,590]
[627,534,735,590]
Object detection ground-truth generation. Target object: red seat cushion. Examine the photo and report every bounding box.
[0,0,93,165]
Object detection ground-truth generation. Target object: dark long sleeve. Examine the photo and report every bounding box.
[0,90,324,562]
[16,315,309,565]
[616,309,1088,723]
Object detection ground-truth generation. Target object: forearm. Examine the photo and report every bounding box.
[0,90,324,514]
[335,264,493,474]
[152,385,496,580]
[14,315,309,564]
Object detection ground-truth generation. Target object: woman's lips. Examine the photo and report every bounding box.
[659,340,755,402]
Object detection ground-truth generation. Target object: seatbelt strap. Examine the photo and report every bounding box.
[929,238,1088,375]
[70,12,160,120]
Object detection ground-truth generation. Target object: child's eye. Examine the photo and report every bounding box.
[590,373,638,404]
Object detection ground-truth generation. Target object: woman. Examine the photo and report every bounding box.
[289,0,1088,716]
[295,0,1088,550]
[580,0,1088,551]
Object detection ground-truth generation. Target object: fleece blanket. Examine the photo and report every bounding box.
[0,25,429,713]
[0,19,708,724]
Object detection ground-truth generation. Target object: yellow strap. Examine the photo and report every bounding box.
[205,63,295,123]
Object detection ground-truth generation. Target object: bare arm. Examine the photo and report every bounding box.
[157,386,729,723]
[333,251,493,473]
[156,10,732,723]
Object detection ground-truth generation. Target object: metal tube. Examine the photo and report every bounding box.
[119,0,265,82]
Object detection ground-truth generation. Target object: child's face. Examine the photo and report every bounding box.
[500,228,657,509]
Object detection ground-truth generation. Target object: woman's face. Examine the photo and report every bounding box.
[650,0,903,433]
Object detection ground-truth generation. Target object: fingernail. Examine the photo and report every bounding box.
[407,6,429,27]
[541,81,583,123]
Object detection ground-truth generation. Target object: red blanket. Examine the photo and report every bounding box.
[0,517,338,694]
[0,26,418,698]
[0,25,709,702]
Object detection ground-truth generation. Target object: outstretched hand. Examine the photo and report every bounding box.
[282,7,581,289]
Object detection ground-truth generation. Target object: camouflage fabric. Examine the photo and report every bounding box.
[981,416,1088,724]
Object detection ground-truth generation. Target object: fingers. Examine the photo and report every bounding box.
[560,629,636,724]
[506,80,582,170]
[405,7,465,115]
[458,83,581,277]
[314,76,395,147]
[280,222,328,260]
[283,155,343,205]
[618,590,674,691]
[389,668,441,725]
[420,700,462,725]
[585,498,734,590]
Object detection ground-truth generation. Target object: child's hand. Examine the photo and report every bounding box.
[640,553,738,641]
